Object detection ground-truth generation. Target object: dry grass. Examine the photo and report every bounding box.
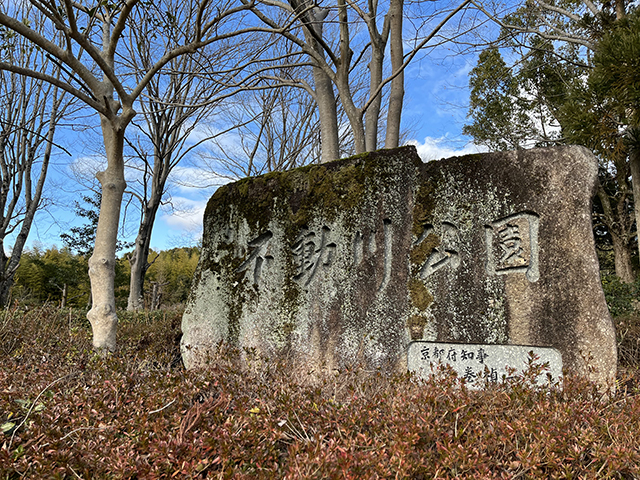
[0,304,639,479]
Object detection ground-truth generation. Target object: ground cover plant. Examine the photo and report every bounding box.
[1,304,639,479]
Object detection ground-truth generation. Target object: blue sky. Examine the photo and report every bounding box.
[25,42,486,254]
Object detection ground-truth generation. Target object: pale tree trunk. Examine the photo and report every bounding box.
[306,6,340,163]
[151,282,159,310]
[87,117,127,351]
[61,284,68,309]
[336,0,366,154]
[365,40,384,151]
[385,0,404,148]
[338,77,366,154]
[313,66,340,163]
[615,0,626,20]
[629,149,640,262]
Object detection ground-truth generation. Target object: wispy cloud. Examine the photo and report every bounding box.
[170,166,231,193]
[407,136,487,162]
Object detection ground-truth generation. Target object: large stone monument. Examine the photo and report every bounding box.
[181,145,617,388]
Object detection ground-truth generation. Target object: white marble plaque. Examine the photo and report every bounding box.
[408,341,562,388]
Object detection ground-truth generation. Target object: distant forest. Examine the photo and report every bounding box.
[11,246,199,310]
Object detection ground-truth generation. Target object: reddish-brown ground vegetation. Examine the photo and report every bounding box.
[1,305,639,478]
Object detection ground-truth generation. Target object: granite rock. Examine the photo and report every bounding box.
[181,145,617,388]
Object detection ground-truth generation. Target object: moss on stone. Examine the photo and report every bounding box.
[409,233,439,268]
[408,278,434,311]
[204,148,416,243]
[407,315,428,340]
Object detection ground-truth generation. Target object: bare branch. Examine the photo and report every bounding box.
[0,62,101,112]
[361,0,472,115]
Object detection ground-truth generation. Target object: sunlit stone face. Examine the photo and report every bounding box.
[182,145,616,389]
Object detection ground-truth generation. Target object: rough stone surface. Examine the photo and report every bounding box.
[181,145,617,387]
[407,341,563,389]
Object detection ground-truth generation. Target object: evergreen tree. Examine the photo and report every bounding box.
[465,2,639,281]
[61,193,132,257]
[463,48,534,151]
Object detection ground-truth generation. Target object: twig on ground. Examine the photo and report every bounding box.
[9,372,76,450]
[149,399,176,414]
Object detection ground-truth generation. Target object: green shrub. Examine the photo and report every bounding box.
[601,273,640,317]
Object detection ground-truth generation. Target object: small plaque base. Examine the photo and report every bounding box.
[408,341,563,389]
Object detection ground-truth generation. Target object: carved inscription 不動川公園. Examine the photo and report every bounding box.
[236,212,540,286]
[485,212,540,282]
[292,226,337,287]
[414,222,461,278]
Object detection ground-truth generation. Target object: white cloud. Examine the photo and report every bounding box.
[68,155,105,185]
[160,196,208,232]
[407,136,487,162]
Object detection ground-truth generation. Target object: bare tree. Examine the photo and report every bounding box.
[201,83,324,179]
[0,0,259,351]
[120,4,249,311]
[243,0,473,160]
[0,8,71,305]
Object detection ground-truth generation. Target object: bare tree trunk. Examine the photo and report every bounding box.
[335,0,366,154]
[597,183,635,282]
[61,283,68,309]
[87,117,127,351]
[611,233,635,283]
[365,42,384,152]
[305,6,340,163]
[615,0,626,20]
[385,0,404,148]
[0,243,10,306]
[127,195,160,311]
[629,149,640,262]
[313,66,340,163]
[151,282,159,311]
[127,236,149,311]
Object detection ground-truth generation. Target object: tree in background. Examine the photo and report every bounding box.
[463,47,537,151]
[465,0,638,281]
[244,0,474,161]
[61,193,133,258]
[0,0,259,351]
[120,1,243,311]
[0,8,72,306]
[202,84,324,179]
[13,246,89,308]
[144,247,199,309]
[588,8,640,250]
